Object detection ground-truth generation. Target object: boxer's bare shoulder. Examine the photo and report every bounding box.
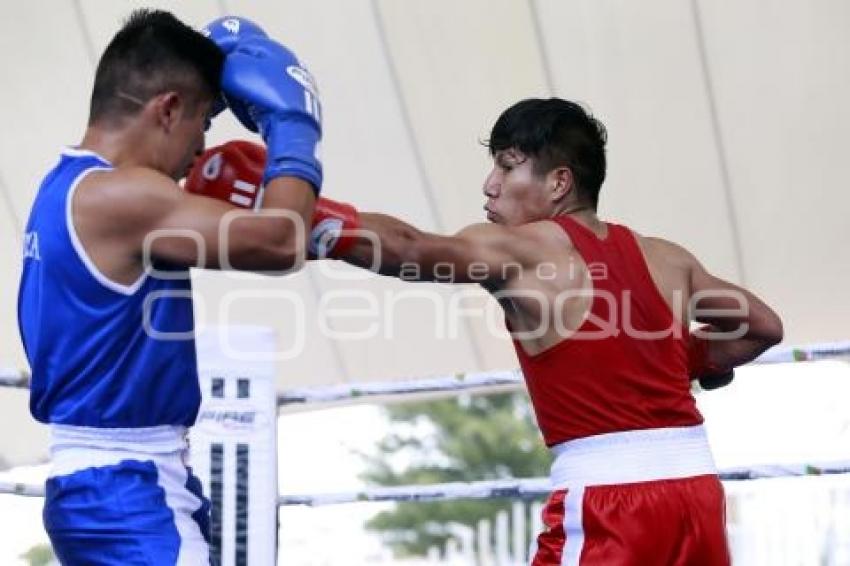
[633,233,697,272]
[455,220,564,265]
[75,167,178,217]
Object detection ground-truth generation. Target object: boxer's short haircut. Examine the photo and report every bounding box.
[89,9,223,126]
[487,98,608,209]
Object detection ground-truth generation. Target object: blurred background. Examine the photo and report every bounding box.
[1,0,849,564]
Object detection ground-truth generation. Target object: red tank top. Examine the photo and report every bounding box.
[512,217,703,446]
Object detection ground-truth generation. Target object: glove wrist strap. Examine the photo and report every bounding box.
[261,114,322,194]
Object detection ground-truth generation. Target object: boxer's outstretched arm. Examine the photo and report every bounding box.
[688,256,784,372]
[342,213,540,285]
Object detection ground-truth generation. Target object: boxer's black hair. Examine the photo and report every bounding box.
[89,9,223,125]
[486,98,608,209]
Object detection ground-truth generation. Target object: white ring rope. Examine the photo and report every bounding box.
[275,341,850,406]
[278,369,524,406]
[2,342,849,403]
[277,460,850,506]
[4,460,850,503]
[0,481,45,498]
[0,367,30,389]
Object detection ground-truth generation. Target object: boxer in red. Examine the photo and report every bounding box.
[187,98,783,565]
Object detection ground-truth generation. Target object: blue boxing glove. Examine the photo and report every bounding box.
[202,16,267,54]
[200,17,268,128]
[221,36,323,192]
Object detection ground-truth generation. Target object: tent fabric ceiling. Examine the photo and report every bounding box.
[1,0,848,465]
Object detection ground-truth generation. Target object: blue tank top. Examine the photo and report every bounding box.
[18,148,200,427]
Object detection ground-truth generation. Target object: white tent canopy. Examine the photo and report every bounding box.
[1,0,848,466]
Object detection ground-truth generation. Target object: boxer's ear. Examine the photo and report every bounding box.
[151,91,184,134]
[549,166,574,202]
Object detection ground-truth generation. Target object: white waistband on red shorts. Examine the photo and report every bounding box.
[48,424,188,478]
[548,424,716,488]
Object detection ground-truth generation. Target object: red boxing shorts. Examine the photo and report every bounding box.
[533,425,730,566]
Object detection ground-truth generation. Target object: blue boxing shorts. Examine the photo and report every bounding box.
[44,425,210,565]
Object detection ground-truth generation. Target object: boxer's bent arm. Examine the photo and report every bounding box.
[688,257,784,371]
[343,213,538,285]
[123,169,314,271]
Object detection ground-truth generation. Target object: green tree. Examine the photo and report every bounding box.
[20,543,55,566]
[361,391,550,557]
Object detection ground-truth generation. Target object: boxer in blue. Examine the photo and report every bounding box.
[17,10,321,564]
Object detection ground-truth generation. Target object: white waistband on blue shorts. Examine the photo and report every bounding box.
[48,424,188,478]
[548,425,716,488]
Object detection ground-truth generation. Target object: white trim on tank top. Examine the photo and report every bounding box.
[65,166,148,295]
[61,146,111,161]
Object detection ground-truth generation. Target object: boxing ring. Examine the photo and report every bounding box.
[1,335,850,564]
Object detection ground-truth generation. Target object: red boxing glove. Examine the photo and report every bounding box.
[184,140,265,209]
[187,140,360,258]
[310,197,360,258]
[688,329,734,390]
